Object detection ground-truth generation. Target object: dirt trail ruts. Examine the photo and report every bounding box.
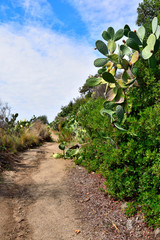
[0,134,154,240]
[0,134,84,240]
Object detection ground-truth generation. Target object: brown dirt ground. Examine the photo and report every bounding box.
[0,133,155,240]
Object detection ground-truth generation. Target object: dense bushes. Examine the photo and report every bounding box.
[58,77,160,227]
[73,98,160,228]
[55,88,160,228]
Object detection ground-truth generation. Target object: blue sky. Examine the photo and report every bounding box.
[0,0,142,122]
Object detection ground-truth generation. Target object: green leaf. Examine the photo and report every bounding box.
[107,40,116,53]
[152,17,158,34]
[137,26,145,41]
[113,29,124,41]
[125,78,136,86]
[126,38,139,51]
[114,123,127,131]
[107,27,115,39]
[95,40,108,56]
[122,71,130,82]
[86,77,105,87]
[116,79,127,88]
[128,31,142,45]
[118,45,123,59]
[100,108,115,116]
[124,24,131,37]
[98,68,106,74]
[120,45,131,56]
[103,101,116,110]
[154,40,160,54]
[121,59,129,70]
[100,108,115,122]
[149,55,157,69]
[116,105,124,124]
[108,54,119,64]
[102,72,116,83]
[102,31,111,41]
[114,88,125,104]
[155,25,160,39]
[59,143,65,150]
[141,45,153,59]
[147,34,156,48]
[94,58,108,67]
[131,66,138,77]
[106,88,118,101]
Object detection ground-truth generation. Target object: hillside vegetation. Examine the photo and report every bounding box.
[0,110,52,171]
[51,15,160,228]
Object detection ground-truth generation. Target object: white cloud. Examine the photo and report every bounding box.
[66,0,142,38]
[10,0,63,27]
[0,23,97,121]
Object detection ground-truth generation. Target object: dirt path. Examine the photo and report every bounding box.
[0,133,154,240]
[0,134,84,240]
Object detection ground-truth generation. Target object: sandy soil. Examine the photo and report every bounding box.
[0,133,154,240]
[0,134,84,240]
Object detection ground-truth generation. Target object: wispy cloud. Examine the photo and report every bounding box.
[66,0,141,38]
[0,23,96,121]
[8,0,63,27]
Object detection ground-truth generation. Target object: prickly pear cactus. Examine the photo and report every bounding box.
[86,17,160,131]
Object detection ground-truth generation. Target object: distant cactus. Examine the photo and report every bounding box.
[86,17,160,131]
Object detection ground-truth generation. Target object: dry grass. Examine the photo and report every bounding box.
[0,120,52,153]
